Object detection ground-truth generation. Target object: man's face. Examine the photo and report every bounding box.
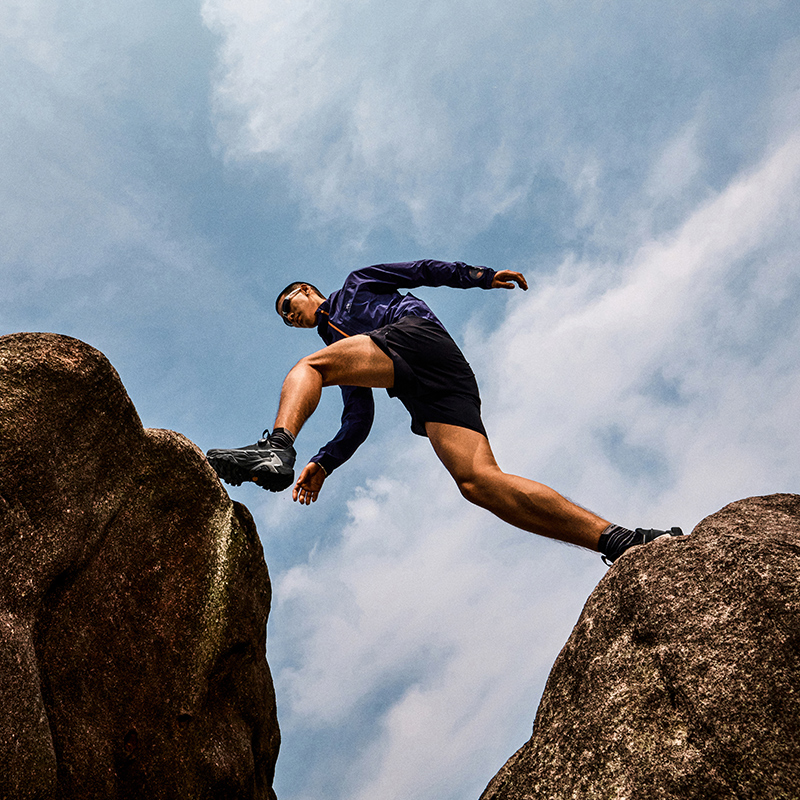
[279,285,321,328]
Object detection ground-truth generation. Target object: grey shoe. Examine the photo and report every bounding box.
[207,430,296,492]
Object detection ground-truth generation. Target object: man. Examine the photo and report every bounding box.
[206,260,682,563]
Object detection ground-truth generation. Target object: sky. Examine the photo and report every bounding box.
[2,1,800,798]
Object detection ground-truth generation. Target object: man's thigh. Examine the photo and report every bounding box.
[425,421,499,483]
[305,334,395,389]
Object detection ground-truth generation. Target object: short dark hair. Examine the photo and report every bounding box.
[274,281,324,315]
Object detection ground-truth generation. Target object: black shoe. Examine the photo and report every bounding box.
[601,526,684,565]
[206,430,296,492]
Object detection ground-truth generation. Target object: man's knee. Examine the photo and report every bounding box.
[295,349,341,385]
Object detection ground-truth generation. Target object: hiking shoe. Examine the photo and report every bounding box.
[206,430,295,492]
[601,526,684,565]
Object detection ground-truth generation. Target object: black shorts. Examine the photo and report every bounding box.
[368,316,487,438]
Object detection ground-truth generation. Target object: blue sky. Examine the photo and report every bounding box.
[3,1,800,798]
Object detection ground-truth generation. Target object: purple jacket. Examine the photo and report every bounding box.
[309,260,496,474]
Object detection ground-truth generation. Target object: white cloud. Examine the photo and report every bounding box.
[203,0,794,249]
[271,461,601,800]
[646,119,703,201]
[0,0,218,290]
[0,0,272,442]
[198,0,572,244]
[479,129,800,522]
[203,0,531,243]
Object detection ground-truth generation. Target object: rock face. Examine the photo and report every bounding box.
[481,493,800,800]
[0,333,279,800]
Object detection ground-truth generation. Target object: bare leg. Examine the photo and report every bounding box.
[274,335,394,435]
[426,422,607,550]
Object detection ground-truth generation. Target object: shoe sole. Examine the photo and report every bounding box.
[207,452,294,493]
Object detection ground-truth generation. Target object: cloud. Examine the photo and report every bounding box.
[0,0,275,438]
[203,0,795,250]
[271,461,602,800]
[478,128,800,521]
[203,0,530,244]
[646,120,703,201]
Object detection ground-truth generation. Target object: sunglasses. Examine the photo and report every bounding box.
[280,287,303,326]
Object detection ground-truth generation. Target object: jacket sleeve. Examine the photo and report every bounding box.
[309,385,375,474]
[350,260,496,293]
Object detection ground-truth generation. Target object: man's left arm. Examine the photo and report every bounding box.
[351,259,528,293]
[348,260,486,291]
[293,385,375,504]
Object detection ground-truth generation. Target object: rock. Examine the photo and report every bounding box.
[480,494,800,800]
[0,332,279,800]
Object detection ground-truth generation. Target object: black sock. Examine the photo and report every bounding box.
[598,524,638,563]
[268,427,295,449]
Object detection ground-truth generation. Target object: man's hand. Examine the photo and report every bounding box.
[492,270,528,290]
[293,461,326,504]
